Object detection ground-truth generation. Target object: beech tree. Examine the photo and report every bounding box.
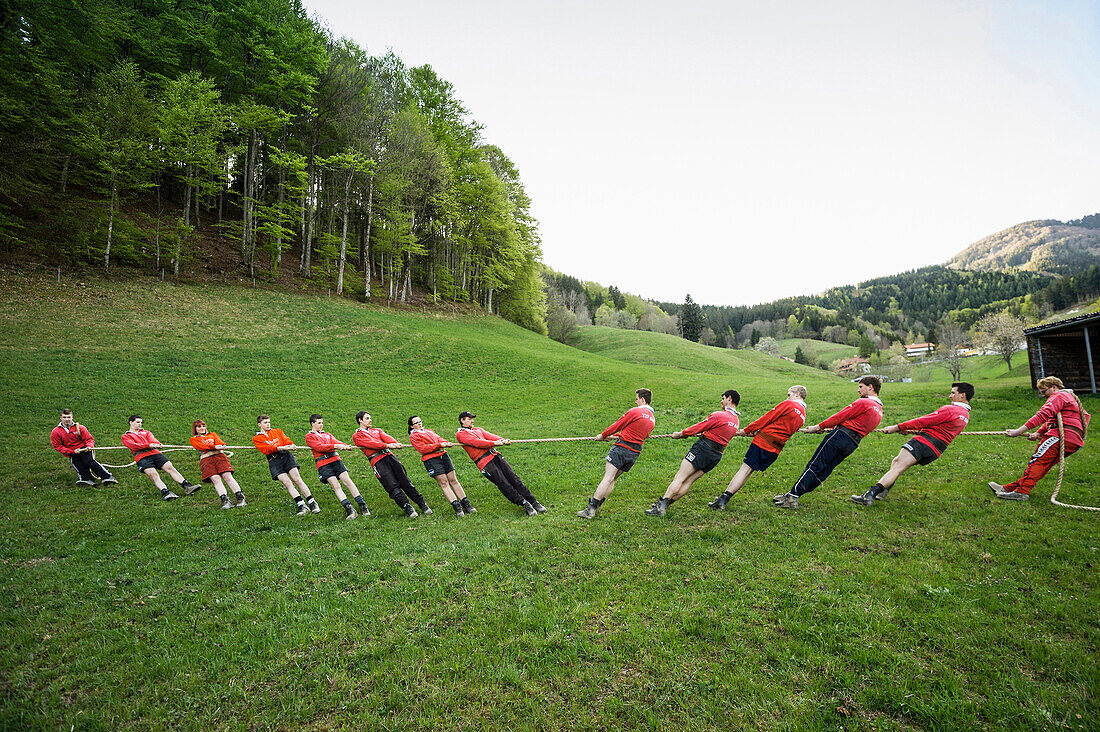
[975,312,1025,370]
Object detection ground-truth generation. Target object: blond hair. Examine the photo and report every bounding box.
[1038,376,1089,439]
[789,385,808,400]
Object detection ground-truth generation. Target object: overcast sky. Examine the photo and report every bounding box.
[302,0,1099,308]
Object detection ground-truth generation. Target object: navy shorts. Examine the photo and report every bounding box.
[317,459,349,484]
[902,438,940,466]
[136,453,169,472]
[424,453,455,477]
[267,451,300,480]
[606,444,639,472]
[685,438,724,473]
[743,443,780,472]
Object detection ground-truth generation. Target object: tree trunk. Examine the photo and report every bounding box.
[336,194,349,295]
[104,175,117,269]
[363,176,374,296]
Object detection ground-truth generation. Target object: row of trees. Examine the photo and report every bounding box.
[1,0,547,332]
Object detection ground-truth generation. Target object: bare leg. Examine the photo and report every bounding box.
[663,460,705,500]
[338,471,361,499]
[446,473,466,500]
[161,461,187,483]
[724,463,755,496]
[223,473,242,494]
[143,467,168,492]
[593,462,624,501]
[276,472,302,498]
[878,450,918,489]
[325,476,348,502]
[209,474,228,499]
[288,468,313,500]
[433,473,458,503]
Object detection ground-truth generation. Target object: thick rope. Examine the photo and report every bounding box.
[1049,413,1098,511]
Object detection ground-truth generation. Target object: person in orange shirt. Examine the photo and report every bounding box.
[408,414,475,517]
[190,420,246,509]
[252,415,319,516]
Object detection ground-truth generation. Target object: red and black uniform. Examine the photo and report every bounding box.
[791,396,882,497]
[253,428,301,480]
[898,401,971,457]
[354,427,425,510]
[1003,391,1090,495]
[601,405,656,453]
[190,432,234,482]
[51,422,113,483]
[682,407,740,448]
[305,430,349,484]
[121,429,163,463]
[744,399,807,455]
[409,428,448,462]
[457,426,540,507]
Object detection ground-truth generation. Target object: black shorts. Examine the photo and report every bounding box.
[902,438,940,466]
[136,453,169,472]
[606,444,639,472]
[423,453,455,477]
[317,459,349,484]
[743,443,780,472]
[267,451,300,480]
[685,438,724,473]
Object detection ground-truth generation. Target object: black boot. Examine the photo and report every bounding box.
[708,491,732,510]
[645,497,673,516]
[460,497,477,514]
[451,499,465,517]
[416,498,433,515]
[521,500,538,516]
[577,497,603,519]
[404,504,419,518]
[530,499,547,514]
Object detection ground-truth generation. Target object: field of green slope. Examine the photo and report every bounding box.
[2,271,1098,730]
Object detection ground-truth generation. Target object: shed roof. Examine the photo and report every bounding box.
[1024,311,1100,337]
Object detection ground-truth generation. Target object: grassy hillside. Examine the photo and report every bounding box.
[2,272,1099,730]
[947,220,1100,274]
[778,337,857,363]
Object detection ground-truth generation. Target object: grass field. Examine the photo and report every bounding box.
[2,271,1098,730]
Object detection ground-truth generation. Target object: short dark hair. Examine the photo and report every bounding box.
[128,414,141,424]
[356,411,369,424]
[636,388,652,404]
[257,414,269,424]
[309,413,323,425]
[858,376,882,394]
[953,382,975,401]
[723,389,740,406]
[60,408,73,416]
[408,415,420,434]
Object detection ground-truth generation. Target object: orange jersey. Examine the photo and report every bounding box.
[190,432,226,453]
[253,428,294,456]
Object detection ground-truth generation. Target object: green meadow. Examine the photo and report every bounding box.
[1,272,1097,730]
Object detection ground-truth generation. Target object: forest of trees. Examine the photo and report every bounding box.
[0,0,547,332]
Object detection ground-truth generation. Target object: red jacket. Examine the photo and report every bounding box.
[745,399,807,453]
[409,428,447,461]
[682,408,740,447]
[121,429,162,462]
[1028,390,1090,449]
[51,423,94,456]
[898,402,971,455]
[819,396,883,437]
[456,426,502,470]
[601,405,656,453]
[305,430,343,468]
[190,432,226,456]
[353,427,398,467]
[253,428,293,456]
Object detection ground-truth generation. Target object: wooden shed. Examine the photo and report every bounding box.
[1024,312,1099,393]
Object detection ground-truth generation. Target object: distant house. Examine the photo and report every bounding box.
[1024,312,1100,393]
[837,356,871,375]
[904,342,935,358]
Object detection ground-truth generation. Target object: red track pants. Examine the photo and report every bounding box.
[1003,436,1078,495]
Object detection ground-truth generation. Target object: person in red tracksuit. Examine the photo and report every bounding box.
[990,376,1090,502]
[643,390,740,517]
[773,376,883,509]
[51,408,117,486]
[352,411,430,518]
[576,388,656,518]
[456,411,546,516]
[121,415,199,501]
[707,385,808,510]
[409,415,475,517]
[305,414,370,520]
[851,382,974,505]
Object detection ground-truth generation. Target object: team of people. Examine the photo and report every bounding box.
[50,376,1091,516]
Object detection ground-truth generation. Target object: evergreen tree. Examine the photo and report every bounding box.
[679,294,704,342]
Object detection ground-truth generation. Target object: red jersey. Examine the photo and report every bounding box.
[253,428,293,456]
[1027,390,1090,449]
[682,407,740,447]
[304,430,343,468]
[353,427,398,467]
[819,396,883,437]
[898,402,971,455]
[456,426,502,470]
[601,405,656,453]
[745,399,807,454]
[409,428,447,461]
[51,423,95,456]
[190,432,226,455]
[121,429,162,462]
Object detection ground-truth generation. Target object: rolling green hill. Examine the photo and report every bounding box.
[2,271,1098,730]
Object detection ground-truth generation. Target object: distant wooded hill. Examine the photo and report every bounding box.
[947,216,1100,274]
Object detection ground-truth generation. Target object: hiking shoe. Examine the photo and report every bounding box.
[163,491,179,501]
[345,509,358,520]
[708,493,731,510]
[577,504,599,519]
[644,497,671,517]
[773,492,799,508]
[101,476,119,485]
[521,501,538,516]
[405,505,419,519]
[235,496,247,508]
[76,479,96,487]
[420,504,433,516]
[295,504,310,516]
[308,500,321,514]
[460,497,477,514]
[531,500,547,514]
[997,490,1029,501]
[988,481,1007,495]
[221,498,233,510]
[182,482,201,496]
[873,487,890,501]
[850,491,875,506]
